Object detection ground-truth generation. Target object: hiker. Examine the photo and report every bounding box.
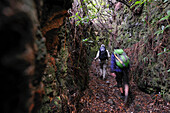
[94,44,110,80]
[110,47,130,103]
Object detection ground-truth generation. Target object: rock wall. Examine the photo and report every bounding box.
[0,0,45,113]
[1,0,89,113]
[38,0,89,112]
[112,1,170,101]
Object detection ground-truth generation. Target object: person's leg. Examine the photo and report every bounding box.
[100,68,102,77]
[119,73,124,95]
[99,60,103,77]
[124,84,129,102]
[123,69,129,103]
[115,72,124,95]
[103,61,107,80]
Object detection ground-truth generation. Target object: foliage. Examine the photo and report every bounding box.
[157,48,170,56]
[154,10,170,36]
[119,0,170,101]
[75,0,170,101]
[130,0,147,9]
[69,12,91,26]
[40,1,170,113]
[70,0,114,50]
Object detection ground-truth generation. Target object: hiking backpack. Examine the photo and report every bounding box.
[99,46,108,60]
[114,49,129,68]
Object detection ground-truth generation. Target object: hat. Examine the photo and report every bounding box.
[101,44,105,47]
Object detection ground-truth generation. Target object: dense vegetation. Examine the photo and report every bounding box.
[70,0,169,101]
[0,0,169,113]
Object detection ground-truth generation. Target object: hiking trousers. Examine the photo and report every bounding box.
[115,68,129,88]
[99,60,107,79]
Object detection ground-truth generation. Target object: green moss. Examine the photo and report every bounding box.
[113,1,169,100]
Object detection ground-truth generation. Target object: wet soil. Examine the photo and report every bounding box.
[80,61,170,113]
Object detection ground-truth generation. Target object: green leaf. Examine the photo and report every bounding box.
[164,25,170,30]
[57,96,61,101]
[69,15,75,19]
[160,16,169,21]
[87,18,89,22]
[164,48,166,52]
[154,30,162,36]
[76,21,80,26]
[54,101,58,106]
[167,69,170,73]
[107,4,110,8]
[135,1,142,5]
[88,40,93,43]
[77,16,82,20]
[166,50,170,53]
[164,0,168,3]
[82,38,89,42]
[167,10,170,16]
[76,12,78,16]
[129,0,132,3]
[158,49,170,55]
[130,1,141,8]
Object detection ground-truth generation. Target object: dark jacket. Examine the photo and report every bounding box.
[110,52,123,73]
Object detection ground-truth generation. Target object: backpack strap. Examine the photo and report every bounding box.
[114,53,123,64]
[114,53,125,67]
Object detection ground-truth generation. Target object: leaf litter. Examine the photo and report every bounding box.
[80,61,170,113]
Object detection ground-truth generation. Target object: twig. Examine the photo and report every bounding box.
[116,0,131,9]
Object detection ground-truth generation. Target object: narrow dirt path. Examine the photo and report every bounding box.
[80,61,170,113]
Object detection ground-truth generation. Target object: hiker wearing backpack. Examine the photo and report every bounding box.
[110,47,130,103]
[94,44,110,80]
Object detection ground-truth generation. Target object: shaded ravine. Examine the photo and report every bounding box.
[80,60,170,113]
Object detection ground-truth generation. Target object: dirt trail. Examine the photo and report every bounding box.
[80,61,170,113]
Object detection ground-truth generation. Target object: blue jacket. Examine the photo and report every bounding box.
[110,52,123,72]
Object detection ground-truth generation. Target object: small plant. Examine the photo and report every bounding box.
[154,10,170,36]
[130,0,147,10]
[157,48,170,56]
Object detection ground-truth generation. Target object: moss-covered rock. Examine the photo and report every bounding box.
[112,1,170,101]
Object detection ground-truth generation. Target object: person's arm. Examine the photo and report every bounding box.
[110,53,116,77]
[110,53,116,71]
[94,51,99,60]
[106,50,110,58]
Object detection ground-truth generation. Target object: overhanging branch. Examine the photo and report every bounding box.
[116,0,131,9]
